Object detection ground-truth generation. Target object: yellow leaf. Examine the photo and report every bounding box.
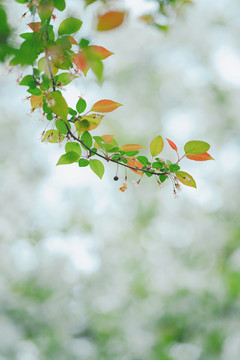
[119,144,145,151]
[30,94,43,110]
[75,114,103,133]
[38,57,58,77]
[150,135,164,157]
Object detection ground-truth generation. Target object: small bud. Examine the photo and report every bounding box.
[114,176,119,181]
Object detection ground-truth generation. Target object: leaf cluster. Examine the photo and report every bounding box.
[12,0,213,194]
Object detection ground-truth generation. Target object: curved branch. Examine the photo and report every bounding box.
[66,127,170,177]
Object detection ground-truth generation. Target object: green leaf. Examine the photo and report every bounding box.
[55,119,68,134]
[58,17,83,36]
[47,91,68,121]
[89,159,105,179]
[46,114,53,121]
[159,174,168,183]
[125,151,139,157]
[184,140,210,154]
[41,74,51,90]
[68,107,77,116]
[33,68,40,80]
[76,98,87,113]
[27,87,41,96]
[137,156,149,165]
[56,72,77,86]
[65,142,82,156]
[38,2,54,22]
[56,151,80,165]
[169,164,180,172]
[90,59,103,82]
[152,162,164,169]
[19,75,36,87]
[176,171,196,188]
[43,101,52,115]
[150,135,164,157]
[79,38,90,48]
[81,131,92,149]
[10,38,41,66]
[78,159,89,167]
[53,0,66,11]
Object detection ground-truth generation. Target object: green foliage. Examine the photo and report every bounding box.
[47,91,68,121]
[58,17,82,35]
[6,0,212,194]
[65,142,82,156]
[76,98,87,113]
[184,140,210,154]
[56,151,80,165]
[89,159,105,179]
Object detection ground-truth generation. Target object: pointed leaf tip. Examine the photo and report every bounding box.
[89,159,105,179]
[56,151,80,165]
[166,138,178,152]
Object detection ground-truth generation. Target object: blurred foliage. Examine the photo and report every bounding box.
[0,0,15,61]
[1,0,240,359]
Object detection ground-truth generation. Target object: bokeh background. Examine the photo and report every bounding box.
[1,0,240,359]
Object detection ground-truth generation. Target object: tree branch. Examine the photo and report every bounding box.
[66,127,170,177]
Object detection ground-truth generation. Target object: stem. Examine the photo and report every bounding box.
[175,154,185,164]
[45,50,56,91]
[44,23,169,178]
[66,127,170,177]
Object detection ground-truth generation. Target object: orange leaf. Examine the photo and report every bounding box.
[126,157,144,176]
[100,135,115,143]
[69,36,78,45]
[89,45,114,59]
[72,51,89,75]
[166,138,178,152]
[97,11,125,31]
[119,144,145,151]
[30,95,43,110]
[27,22,41,32]
[91,99,122,113]
[186,152,214,161]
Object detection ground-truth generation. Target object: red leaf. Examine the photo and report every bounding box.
[89,45,114,59]
[27,22,41,32]
[72,51,89,75]
[186,152,214,161]
[91,99,122,113]
[97,11,125,31]
[166,138,178,152]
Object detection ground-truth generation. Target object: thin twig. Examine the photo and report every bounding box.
[67,127,170,177]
